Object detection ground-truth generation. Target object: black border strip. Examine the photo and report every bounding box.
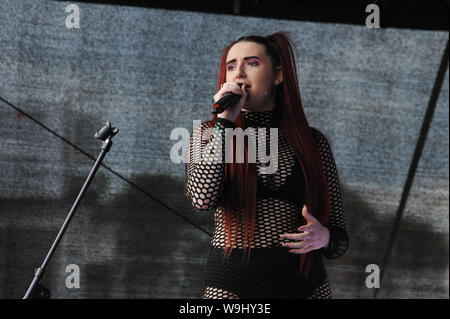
[58,0,449,31]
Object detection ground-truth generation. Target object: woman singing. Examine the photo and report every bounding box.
[185,32,349,299]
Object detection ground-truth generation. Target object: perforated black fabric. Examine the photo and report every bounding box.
[185,109,349,299]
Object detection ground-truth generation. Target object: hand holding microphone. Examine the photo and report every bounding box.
[211,82,248,122]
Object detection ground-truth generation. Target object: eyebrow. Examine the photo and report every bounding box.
[226,56,261,65]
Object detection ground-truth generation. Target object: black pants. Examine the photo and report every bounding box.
[203,246,328,299]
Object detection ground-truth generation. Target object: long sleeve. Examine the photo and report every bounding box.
[312,128,349,259]
[185,117,236,211]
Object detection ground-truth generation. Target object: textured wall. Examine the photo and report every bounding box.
[0,0,448,298]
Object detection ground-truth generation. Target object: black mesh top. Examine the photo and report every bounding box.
[185,109,349,299]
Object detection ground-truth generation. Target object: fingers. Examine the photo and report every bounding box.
[281,240,311,249]
[214,82,248,113]
[220,82,249,96]
[280,230,315,254]
[241,84,248,98]
[214,83,240,103]
[279,231,311,241]
[298,224,315,232]
[220,82,242,95]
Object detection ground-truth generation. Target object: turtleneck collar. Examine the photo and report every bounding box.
[241,108,279,128]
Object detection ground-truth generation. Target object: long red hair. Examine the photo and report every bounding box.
[209,32,330,278]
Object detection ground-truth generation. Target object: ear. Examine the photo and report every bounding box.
[274,66,283,86]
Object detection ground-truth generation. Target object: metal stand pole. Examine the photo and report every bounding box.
[23,122,119,299]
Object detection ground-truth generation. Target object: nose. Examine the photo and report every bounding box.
[235,64,246,80]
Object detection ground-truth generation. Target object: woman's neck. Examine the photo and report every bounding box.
[243,93,277,112]
[242,103,276,112]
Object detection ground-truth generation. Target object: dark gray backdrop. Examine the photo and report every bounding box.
[0,1,448,298]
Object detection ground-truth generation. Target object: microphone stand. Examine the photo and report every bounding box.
[23,121,119,299]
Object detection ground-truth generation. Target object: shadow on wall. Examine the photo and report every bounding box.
[0,173,212,299]
[0,170,447,298]
[339,186,448,298]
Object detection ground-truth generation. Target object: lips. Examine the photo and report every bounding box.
[237,83,251,88]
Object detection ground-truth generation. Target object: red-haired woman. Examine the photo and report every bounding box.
[185,32,349,299]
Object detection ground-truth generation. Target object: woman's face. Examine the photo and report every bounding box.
[225,41,282,111]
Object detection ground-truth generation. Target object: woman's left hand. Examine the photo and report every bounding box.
[279,204,330,254]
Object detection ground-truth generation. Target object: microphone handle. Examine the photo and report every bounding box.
[211,93,241,114]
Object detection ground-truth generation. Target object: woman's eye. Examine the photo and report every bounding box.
[226,60,259,71]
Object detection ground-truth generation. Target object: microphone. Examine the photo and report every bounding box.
[211,83,243,114]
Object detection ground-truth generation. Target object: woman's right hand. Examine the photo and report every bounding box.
[213,82,248,122]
